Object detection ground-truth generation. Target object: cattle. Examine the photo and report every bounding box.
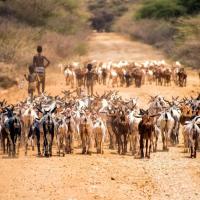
[39,103,56,157]
[22,107,39,155]
[79,111,93,154]
[75,68,85,88]
[163,69,172,86]
[138,112,154,158]
[113,109,129,155]
[154,68,163,86]
[56,117,67,156]
[92,117,106,154]
[177,69,187,87]
[27,118,41,156]
[64,67,76,88]
[157,111,174,151]
[2,106,21,156]
[106,109,117,150]
[0,125,9,154]
[0,101,9,154]
[146,69,154,85]
[132,68,143,88]
[62,60,189,88]
[64,110,75,154]
[128,110,141,155]
[164,98,181,144]
[109,69,119,87]
[183,117,200,158]
[1,85,200,160]
[180,104,193,125]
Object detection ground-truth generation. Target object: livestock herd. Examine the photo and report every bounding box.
[0,91,199,159]
[61,60,188,88]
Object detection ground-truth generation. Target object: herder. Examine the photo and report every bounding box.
[85,63,95,96]
[33,46,50,95]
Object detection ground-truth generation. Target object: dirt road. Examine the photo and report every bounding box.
[0,33,200,200]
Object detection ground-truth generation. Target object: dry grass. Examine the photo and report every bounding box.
[0,0,90,66]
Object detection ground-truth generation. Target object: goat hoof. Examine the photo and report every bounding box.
[37,153,41,157]
[87,151,92,155]
[44,153,49,157]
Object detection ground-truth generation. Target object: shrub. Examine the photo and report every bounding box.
[88,0,130,31]
[136,0,186,19]
[0,0,54,26]
[0,18,37,64]
[178,0,200,15]
[114,17,176,45]
[0,0,90,65]
[91,11,114,32]
[0,0,89,35]
[175,41,200,68]
[0,75,17,89]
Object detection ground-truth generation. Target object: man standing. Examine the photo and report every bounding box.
[84,63,95,96]
[33,46,50,95]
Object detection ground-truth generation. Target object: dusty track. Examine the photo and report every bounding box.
[0,33,200,200]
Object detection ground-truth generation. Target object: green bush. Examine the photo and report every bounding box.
[136,0,200,20]
[136,0,186,19]
[178,0,200,15]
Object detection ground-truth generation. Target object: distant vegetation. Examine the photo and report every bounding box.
[88,0,138,32]
[0,0,90,66]
[0,0,200,69]
[113,0,200,68]
[136,0,200,19]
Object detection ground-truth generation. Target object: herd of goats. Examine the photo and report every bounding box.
[0,89,200,159]
[62,60,188,88]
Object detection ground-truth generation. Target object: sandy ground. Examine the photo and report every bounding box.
[0,33,200,200]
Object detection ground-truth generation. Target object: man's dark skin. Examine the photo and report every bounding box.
[33,46,50,95]
[84,64,95,96]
